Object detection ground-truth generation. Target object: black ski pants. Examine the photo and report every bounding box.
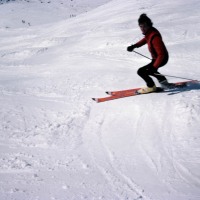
[137,58,168,87]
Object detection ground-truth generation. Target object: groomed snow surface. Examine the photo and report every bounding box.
[0,0,200,200]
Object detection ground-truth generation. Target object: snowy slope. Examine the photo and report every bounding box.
[0,0,111,28]
[0,0,200,200]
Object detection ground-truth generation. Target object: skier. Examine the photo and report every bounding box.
[127,13,170,94]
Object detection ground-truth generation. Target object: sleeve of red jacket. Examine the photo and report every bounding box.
[152,36,166,68]
[135,38,146,47]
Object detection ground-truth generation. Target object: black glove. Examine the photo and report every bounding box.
[127,44,137,52]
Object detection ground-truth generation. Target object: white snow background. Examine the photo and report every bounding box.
[0,0,200,200]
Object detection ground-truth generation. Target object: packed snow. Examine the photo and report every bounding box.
[0,0,200,200]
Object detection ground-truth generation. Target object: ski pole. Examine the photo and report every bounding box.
[154,73,199,82]
[133,50,152,60]
[133,50,199,82]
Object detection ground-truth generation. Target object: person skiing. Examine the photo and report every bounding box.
[127,13,170,94]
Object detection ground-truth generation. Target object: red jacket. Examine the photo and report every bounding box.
[135,27,168,68]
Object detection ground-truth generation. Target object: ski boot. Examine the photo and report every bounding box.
[160,80,175,89]
[137,85,157,94]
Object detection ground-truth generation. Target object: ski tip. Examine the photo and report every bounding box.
[92,98,99,103]
[105,91,111,95]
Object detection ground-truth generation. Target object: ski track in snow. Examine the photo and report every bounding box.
[0,0,200,200]
[83,110,150,200]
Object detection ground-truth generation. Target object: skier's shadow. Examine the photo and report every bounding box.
[164,82,200,95]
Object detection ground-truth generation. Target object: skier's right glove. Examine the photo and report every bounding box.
[127,44,137,52]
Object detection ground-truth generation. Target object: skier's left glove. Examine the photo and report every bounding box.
[127,44,137,52]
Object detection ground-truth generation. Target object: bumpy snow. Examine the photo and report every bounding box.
[0,0,200,200]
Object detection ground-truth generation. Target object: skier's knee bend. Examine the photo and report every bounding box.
[137,67,144,77]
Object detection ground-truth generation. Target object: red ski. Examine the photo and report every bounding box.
[106,80,196,96]
[92,87,163,103]
[92,80,198,103]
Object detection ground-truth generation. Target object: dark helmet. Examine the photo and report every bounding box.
[138,13,153,27]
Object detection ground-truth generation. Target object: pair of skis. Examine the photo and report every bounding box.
[92,80,197,103]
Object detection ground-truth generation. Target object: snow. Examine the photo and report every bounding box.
[0,0,200,200]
